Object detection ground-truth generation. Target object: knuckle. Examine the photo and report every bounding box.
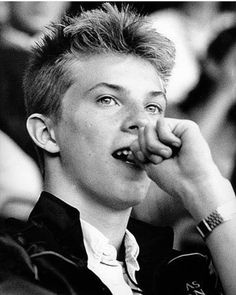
[145,141,157,153]
[184,119,200,130]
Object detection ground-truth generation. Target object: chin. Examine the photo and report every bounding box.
[121,189,149,209]
[102,191,145,211]
[96,180,150,211]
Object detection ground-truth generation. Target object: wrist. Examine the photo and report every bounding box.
[181,174,235,222]
[196,199,236,240]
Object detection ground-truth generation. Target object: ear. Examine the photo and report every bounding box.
[26,114,60,154]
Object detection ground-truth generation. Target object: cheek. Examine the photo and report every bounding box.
[71,115,110,152]
[59,105,117,156]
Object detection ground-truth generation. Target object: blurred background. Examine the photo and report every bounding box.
[0,1,236,253]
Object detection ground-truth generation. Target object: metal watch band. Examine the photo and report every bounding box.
[196,210,224,239]
[196,199,236,240]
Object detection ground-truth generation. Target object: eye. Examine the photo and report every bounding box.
[145,104,163,114]
[97,96,118,106]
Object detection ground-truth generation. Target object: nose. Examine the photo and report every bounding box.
[120,108,150,134]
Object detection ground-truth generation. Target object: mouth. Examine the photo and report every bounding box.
[112,147,136,165]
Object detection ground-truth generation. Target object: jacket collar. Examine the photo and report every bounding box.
[28,192,174,274]
[28,191,88,264]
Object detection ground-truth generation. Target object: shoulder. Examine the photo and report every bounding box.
[155,251,222,295]
[0,218,37,283]
[0,220,57,294]
[128,219,222,294]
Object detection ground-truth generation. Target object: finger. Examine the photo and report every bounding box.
[138,126,167,164]
[138,127,165,164]
[144,124,173,159]
[130,139,147,163]
[129,145,164,166]
[156,118,182,148]
[127,152,145,168]
[138,127,150,157]
[148,154,164,165]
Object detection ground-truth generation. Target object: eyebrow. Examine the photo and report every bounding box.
[87,82,167,102]
[87,82,124,93]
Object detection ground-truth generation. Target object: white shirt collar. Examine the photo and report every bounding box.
[80,219,140,280]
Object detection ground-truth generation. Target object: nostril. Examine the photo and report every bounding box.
[121,113,149,133]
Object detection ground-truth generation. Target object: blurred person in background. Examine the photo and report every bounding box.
[180,24,236,179]
[0,2,70,220]
[0,1,70,161]
[0,2,70,49]
[0,2,9,31]
[0,130,42,226]
[148,2,236,105]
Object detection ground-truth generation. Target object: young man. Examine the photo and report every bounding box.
[0,4,236,295]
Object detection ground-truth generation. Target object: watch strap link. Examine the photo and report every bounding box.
[196,199,236,240]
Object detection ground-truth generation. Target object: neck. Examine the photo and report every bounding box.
[81,206,131,251]
[44,169,132,252]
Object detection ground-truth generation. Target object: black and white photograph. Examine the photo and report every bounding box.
[0,1,236,294]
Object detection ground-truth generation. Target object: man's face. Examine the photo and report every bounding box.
[54,54,166,210]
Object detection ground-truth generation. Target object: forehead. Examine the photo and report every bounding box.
[65,53,165,96]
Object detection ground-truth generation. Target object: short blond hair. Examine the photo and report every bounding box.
[24,3,175,121]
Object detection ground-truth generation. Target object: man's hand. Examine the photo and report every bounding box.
[130,118,233,220]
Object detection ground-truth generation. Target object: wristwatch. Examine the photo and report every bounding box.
[196,199,236,240]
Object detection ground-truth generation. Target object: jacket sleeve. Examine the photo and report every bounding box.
[0,278,56,295]
[154,252,223,295]
[0,234,56,295]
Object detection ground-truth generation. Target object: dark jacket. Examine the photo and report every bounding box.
[0,192,221,295]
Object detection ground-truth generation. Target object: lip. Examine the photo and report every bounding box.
[112,146,132,160]
[111,146,142,169]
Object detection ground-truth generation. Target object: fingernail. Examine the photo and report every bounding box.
[137,151,145,162]
[160,149,172,158]
[172,141,181,148]
[150,155,163,164]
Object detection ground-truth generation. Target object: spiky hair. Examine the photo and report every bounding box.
[24,3,175,119]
